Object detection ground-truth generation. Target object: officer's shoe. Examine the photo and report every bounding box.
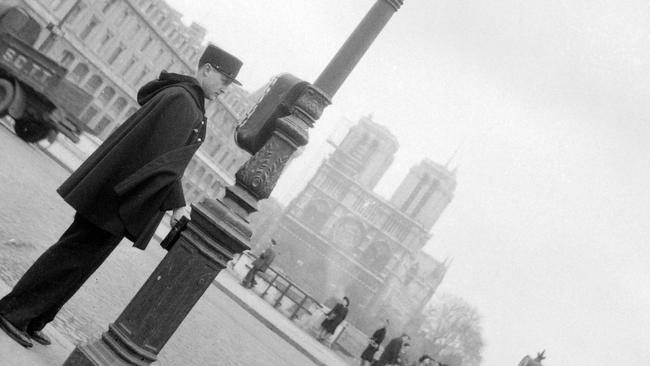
[28,329,51,346]
[0,314,33,348]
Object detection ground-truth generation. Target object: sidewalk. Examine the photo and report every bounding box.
[214,270,350,366]
[0,268,350,366]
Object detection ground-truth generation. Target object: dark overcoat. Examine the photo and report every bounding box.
[252,247,276,271]
[361,326,387,361]
[321,302,348,334]
[57,72,206,249]
[372,337,403,366]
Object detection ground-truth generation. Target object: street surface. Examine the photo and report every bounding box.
[0,125,322,366]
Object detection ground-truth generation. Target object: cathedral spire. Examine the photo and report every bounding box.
[445,137,467,171]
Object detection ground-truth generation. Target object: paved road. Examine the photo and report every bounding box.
[0,126,322,366]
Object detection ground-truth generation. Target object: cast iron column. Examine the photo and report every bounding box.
[62,1,404,365]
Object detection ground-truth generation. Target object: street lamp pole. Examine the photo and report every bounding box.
[315,0,404,98]
[62,1,404,365]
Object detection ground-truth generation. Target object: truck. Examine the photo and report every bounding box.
[0,5,92,143]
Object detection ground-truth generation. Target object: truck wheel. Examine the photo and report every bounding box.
[0,79,15,117]
[14,117,52,143]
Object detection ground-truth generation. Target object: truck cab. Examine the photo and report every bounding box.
[0,5,91,143]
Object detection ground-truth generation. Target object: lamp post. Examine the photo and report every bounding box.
[62,1,404,364]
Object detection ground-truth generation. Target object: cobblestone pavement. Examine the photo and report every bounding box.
[0,127,321,366]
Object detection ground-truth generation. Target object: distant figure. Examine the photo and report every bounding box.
[372,333,410,366]
[241,239,277,289]
[518,350,546,366]
[396,342,411,366]
[317,296,350,342]
[416,355,435,365]
[360,319,389,366]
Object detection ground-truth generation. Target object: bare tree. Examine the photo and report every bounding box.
[412,293,484,366]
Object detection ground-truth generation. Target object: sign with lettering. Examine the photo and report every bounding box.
[0,34,63,94]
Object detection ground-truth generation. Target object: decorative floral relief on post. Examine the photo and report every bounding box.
[236,136,292,200]
[234,84,329,204]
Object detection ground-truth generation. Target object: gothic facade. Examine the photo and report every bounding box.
[256,115,456,333]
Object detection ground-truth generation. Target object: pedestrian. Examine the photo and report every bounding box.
[316,296,350,342]
[372,333,410,366]
[396,342,411,366]
[0,44,243,348]
[241,239,277,288]
[416,355,435,366]
[360,318,389,366]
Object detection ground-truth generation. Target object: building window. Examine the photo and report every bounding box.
[218,151,230,165]
[194,166,206,181]
[107,45,125,65]
[51,0,66,11]
[70,63,89,82]
[84,75,103,93]
[79,17,99,40]
[198,174,213,190]
[98,86,115,105]
[116,9,130,26]
[93,115,114,136]
[140,36,153,52]
[81,105,99,124]
[65,2,86,24]
[124,106,137,118]
[60,50,75,67]
[209,143,221,157]
[122,57,137,75]
[157,15,166,27]
[110,97,127,115]
[210,180,222,191]
[133,67,149,87]
[102,0,117,13]
[401,174,430,212]
[130,22,142,38]
[96,30,113,52]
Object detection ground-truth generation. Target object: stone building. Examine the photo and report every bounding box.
[17,0,253,202]
[256,115,455,333]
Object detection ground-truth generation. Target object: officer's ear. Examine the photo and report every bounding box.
[198,63,211,77]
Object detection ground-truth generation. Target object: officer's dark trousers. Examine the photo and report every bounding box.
[0,213,122,332]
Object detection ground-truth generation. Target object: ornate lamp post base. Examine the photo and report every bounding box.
[63,325,155,366]
[62,201,250,366]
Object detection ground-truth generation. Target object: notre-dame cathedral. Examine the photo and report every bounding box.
[253,114,456,333]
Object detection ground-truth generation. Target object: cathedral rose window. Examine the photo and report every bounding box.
[333,219,364,250]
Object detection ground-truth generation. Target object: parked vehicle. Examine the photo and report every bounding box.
[0,5,91,143]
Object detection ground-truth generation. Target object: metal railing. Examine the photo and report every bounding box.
[235,252,370,356]
[240,252,323,322]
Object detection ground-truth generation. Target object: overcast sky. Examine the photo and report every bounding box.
[167,0,650,364]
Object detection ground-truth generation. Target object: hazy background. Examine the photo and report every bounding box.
[166,0,650,364]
